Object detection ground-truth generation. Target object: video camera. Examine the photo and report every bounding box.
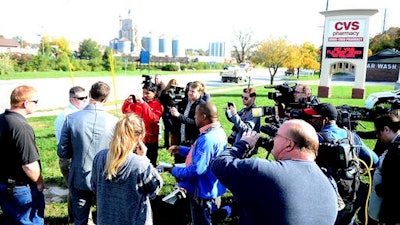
[142,74,153,87]
[265,82,297,105]
[336,105,365,131]
[167,85,186,105]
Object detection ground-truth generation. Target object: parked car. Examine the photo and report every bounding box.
[365,89,400,109]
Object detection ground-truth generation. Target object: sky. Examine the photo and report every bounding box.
[0,0,398,50]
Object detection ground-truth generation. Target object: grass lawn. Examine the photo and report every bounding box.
[0,77,394,224]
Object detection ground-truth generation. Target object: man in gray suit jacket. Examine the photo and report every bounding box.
[58,81,118,225]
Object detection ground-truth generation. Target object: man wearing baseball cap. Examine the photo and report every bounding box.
[303,103,378,225]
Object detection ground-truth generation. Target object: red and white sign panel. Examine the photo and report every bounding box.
[327,19,366,42]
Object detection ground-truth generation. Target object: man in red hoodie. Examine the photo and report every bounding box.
[122,83,163,167]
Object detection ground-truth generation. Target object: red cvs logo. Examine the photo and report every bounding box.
[334,21,359,31]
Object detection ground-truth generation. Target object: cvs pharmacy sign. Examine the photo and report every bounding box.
[327,19,366,42]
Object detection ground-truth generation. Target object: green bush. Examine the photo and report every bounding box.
[161,64,179,71]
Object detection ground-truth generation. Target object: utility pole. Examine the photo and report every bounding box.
[319,0,329,78]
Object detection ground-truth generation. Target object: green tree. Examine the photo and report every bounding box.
[0,53,14,75]
[251,38,289,85]
[369,27,400,53]
[79,39,101,60]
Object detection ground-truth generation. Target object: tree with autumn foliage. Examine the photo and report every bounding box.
[251,38,289,85]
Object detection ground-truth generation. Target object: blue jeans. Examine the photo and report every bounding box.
[0,183,45,225]
[189,196,213,225]
[71,188,94,225]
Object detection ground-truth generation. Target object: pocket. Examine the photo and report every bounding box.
[13,186,32,206]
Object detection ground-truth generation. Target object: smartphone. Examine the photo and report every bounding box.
[227,102,234,107]
[130,95,136,102]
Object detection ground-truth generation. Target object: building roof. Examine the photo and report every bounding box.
[368,48,400,63]
[0,38,20,48]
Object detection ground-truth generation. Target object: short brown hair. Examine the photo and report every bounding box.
[243,87,256,97]
[10,85,37,107]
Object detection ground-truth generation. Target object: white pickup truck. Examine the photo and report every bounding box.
[220,63,250,83]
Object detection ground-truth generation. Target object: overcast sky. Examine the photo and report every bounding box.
[1,0,398,49]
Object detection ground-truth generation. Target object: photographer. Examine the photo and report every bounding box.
[303,103,378,225]
[226,87,260,153]
[211,119,338,225]
[261,83,319,137]
[121,81,163,167]
[169,81,205,163]
[158,79,180,148]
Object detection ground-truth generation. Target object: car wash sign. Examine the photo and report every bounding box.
[327,19,366,42]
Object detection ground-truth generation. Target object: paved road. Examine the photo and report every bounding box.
[0,68,395,116]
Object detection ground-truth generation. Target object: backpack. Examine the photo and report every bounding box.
[317,129,361,212]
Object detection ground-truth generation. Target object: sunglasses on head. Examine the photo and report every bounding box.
[73,96,88,100]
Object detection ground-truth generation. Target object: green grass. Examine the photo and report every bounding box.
[2,82,393,224]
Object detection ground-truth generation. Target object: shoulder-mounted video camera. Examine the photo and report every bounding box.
[265,82,297,105]
[167,85,186,105]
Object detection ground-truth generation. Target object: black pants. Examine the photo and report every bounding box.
[146,143,159,167]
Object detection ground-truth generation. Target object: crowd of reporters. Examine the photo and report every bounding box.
[1,76,398,225]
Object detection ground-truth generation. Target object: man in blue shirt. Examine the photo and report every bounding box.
[167,102,227,225]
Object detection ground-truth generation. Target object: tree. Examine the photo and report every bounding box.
[232,29,259,63]
[79,39,101,60]
[251,38,289,85]
[284,42,320,78]
[369,27,400,53]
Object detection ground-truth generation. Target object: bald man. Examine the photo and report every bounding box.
[212,119,338,225]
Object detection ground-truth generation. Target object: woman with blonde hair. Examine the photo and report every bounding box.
[91,113,163,225]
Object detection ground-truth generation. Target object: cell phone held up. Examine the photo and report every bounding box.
[130,94,136,102]
[226,102,234,118]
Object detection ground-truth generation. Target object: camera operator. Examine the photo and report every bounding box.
[121,82,163,167]
[158,79,180,149]
[226,87,260,153]
[261,83,319,137]
[169,81,205,164]
[211,120,338,225]
[302,103,378,225]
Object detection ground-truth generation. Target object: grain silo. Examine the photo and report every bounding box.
[117,38,131,54]
[141,35,153,53]
[172,38,180,57]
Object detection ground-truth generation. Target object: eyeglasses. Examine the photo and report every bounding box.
[275,133,297,145]
[30,100,39,104]
[275,133,291,140]
[241,96,250,100]
[73,96,88,101]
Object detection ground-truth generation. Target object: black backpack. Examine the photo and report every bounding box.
[317,129,361,212]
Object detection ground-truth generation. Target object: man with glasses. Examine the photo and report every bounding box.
[293,84,319,105]
[0,85,45,225]
[211,119,338,225]
[54,85,88,223]
[226,88,260,150]
[58,81,118,225]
